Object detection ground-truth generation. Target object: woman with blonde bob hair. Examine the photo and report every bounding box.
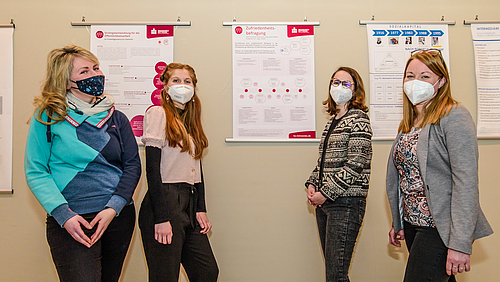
[139,63,218,282]
[386,50,493,281]
[25,45,141,281]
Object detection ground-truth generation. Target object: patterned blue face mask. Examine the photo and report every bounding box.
[71,75,105,96]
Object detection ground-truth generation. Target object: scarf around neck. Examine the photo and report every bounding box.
[66,91,115,116]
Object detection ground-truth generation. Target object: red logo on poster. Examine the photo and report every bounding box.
[235,26,243,34]
[96,31,104,39]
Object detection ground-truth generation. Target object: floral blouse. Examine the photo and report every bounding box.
[393,127,435,227]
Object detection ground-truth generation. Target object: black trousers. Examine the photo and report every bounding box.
[403,221,456,282]
[139,183,218,282]
[46,204,136,282]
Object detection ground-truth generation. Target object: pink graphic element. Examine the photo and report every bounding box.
[277,95,281,99]
[258,89,262,92]
[155,61,167,74]
[244,89,248,92]
[289,131,316,138]
[153,74,164,89]
[299,89,303,92]
[253,82,258,86]
[272,89,276,92]
[249,95,254,99]
[130,115,144,137]
[240,95,244,99]
[147,25,174,39]
[151,89,162,105]
[96,31,104,39]
[267,95,272,99]
[287,25,314,38]
[286,89,290,92]
[235,26,243,34]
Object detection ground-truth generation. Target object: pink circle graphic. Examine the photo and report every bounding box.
[151,89,162,105]
[130,115,144,137]
[96,31,104,39]
[153,74,164,89]
[155,61,167,74]
[235,26,243,34]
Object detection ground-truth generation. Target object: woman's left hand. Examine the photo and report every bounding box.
[196,212,212,234]
[308,192,327,207]
[446,249,470,276]
[89,208,117,245]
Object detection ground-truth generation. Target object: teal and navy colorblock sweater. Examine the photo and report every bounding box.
[25,107,141,226]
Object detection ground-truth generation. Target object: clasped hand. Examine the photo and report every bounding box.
[63,208,117,248]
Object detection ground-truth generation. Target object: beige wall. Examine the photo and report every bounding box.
[1,0,499,281]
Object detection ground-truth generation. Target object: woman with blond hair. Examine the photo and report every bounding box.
[24,45,141,281]
[386,49,493,281]
[139,63,218,282]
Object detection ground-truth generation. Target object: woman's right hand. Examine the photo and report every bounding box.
[63,215,93,248]
[388,227,405,247]
[155,221,173,244]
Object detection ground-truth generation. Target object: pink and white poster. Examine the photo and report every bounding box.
[91,25,174,142]
[232,24,316,139]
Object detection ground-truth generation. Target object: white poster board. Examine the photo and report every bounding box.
[90,25,174,141]
[231,23,316,140]
[366,23,450,139]
[471,23,500,138]
[0,27,13,192]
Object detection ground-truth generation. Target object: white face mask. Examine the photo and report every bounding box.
[330,85,353,105]
[403,79,440,105]
[168,84,194,104]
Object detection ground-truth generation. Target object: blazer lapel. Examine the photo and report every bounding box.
[417,125,431,182]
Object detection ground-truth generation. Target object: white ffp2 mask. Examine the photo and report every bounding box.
[168,85,194,104]
[403,79,440,105]
[330,85,353,105]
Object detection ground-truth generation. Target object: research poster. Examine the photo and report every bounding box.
[471,23,500,138]
[232,24,316,139]
[91,25,174,141]
[366,23,450,139]
[0,27,13,192]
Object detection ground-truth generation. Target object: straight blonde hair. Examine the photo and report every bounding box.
[399,51,458,133]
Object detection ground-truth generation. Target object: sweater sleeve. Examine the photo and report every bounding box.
[146,146,171,223]
[320,112,373,201]
[24,113,77,225]
[105,111,142,215]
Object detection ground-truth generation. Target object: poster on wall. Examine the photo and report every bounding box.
[471,23,500,138]
[231,23,316,139]
[90,25,174,142]
[0,27,13,192]
[366,23,450,139]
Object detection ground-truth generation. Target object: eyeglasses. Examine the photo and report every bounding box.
[331,79,353,89]
[410,48,442,57]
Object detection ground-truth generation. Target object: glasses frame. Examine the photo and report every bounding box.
[331,79,353,89]
[410,48,442,56]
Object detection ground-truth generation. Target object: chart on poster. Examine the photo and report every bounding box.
[91,25,174,142]
[231,23,317,140]
[366,23,450,139]
[471,23,500,138]
[0,27,13,192]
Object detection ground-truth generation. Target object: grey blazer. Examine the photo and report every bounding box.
[386,105,493,254]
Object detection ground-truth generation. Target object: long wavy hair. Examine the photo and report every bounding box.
[33,45,100,124]
[398,51,457,133]
[324,66,368,116]
[159,63,208,159]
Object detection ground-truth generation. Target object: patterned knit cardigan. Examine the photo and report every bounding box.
[305,108,373,201]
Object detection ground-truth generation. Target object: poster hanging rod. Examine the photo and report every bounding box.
[1,19,15,28]
[222,21,320,26]
[71,21,191,26]
[359,20,455,25]
[464,20,500,25]
[225,138,320,143]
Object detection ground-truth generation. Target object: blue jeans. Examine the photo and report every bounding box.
[403,221,456,282]
[316,196,366,282]
[46,204,136,282]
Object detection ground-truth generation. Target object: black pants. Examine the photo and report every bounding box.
[46,204,136,282]
[403,221,456,282]
[139,183,218,282]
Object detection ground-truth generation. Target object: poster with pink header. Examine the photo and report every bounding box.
[232,24,316,139]
[91,25,174,142]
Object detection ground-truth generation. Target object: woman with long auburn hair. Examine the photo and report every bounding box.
[139,63,218,282]
[386,49,493,281]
